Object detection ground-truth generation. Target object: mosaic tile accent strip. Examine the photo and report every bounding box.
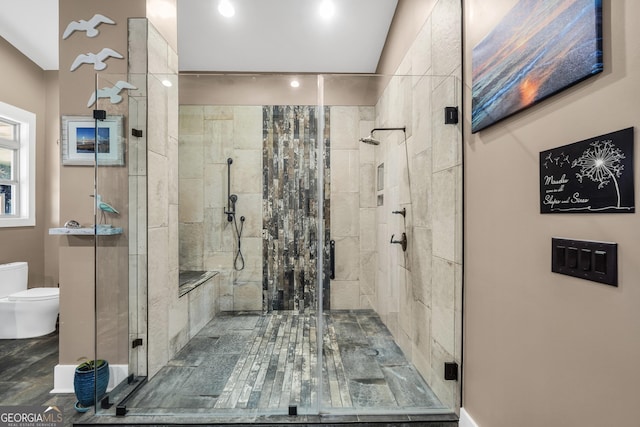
[262,106,331,312]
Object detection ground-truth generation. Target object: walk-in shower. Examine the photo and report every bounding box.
[99,71,462,424]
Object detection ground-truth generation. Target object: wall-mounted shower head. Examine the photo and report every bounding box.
[227,158,233,165]
[359,127,406,146]
[359,135,380,145]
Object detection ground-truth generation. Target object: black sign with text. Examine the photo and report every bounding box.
[540,127,634,214]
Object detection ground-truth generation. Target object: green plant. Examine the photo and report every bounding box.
[76,359,107,372]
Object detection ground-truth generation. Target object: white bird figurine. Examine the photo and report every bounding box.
[63,14,116,39]
[94,194,119,224]
[70,48,124,72]
[87,80,138,107]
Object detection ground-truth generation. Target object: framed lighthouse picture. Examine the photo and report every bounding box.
[61,115,124,166]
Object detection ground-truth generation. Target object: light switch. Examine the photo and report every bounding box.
[551,238,617,286]
[556,246,566,267]
[594,250,607,274]
[580,249,591,271]
[567,247,578,268]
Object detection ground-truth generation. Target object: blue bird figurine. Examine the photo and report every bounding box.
[94,194,119,224]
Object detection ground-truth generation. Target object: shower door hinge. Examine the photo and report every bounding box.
[132,338,143,348]
[444,106,459,124]
[132,128,143,137]
[444,362,458,381]
[93,109,106,120]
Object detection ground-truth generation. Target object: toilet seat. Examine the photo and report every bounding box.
[8,288,59,301]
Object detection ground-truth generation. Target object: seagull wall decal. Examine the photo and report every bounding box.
[87,80,138,107]
[70,48,124,72]
[63,14,116,39]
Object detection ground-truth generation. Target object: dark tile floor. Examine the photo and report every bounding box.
[127,310,445,414]
[1,311,457,426]
[0,331,92,426]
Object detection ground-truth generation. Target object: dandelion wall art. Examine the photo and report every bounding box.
[539,128,634,213]
[471,0,603,133]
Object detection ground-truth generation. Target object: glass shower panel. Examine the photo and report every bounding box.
[93,72,147,414]
[90,72,461,422]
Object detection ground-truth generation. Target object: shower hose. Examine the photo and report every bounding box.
[232,214,245,271]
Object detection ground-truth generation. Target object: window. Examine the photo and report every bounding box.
[0,101,35,227]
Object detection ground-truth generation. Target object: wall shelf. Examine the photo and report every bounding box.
[49,227,123,236]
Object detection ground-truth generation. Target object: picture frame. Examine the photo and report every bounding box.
[539,127,634,214]
[471,0,603,133]
[61,115,124,166]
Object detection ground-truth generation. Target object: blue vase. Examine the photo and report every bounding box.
[74,360,109,408]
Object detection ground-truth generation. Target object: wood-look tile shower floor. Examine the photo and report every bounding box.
[128,310,444,413]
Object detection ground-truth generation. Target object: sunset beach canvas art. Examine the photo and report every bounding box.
[471,0,603,133]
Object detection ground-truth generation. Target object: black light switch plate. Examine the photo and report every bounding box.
[551,238,617,286]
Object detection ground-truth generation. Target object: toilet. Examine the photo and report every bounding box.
[0,262,60,339]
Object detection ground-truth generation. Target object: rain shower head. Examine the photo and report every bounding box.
[359,127,406,146]
[359,135,380,145]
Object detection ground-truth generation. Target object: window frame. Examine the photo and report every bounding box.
[0,101,36,227]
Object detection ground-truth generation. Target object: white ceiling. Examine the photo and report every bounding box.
[0,0,59,70]
[0,0,398,73]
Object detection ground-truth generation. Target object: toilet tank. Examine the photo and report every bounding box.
[0,262,28,298]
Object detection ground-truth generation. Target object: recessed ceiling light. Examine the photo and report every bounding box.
[218,0,235,17]
[319,0,335,20]
[290,80,300,88]
[162,79,173,87]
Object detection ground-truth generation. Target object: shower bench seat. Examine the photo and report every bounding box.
[178,270,218,297]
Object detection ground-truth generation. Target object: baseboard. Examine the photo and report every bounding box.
[51,364,128,394]
[460,408,479,427]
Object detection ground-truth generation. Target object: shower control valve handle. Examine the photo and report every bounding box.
[390,233,408,252]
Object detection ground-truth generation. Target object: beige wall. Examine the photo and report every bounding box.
[0,37,50,286]
[44,71,60,287]
[58,0,144,365]
[463,1,640,426]
[180,74,383,106]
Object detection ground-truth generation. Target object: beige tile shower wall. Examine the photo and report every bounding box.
[128,19,149,377]
[373,0,462,410]
[329,106,375,310]
[179,105,263,312]
[140,20,185,378]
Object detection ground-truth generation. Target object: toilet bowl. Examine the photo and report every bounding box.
[0,262,60,339]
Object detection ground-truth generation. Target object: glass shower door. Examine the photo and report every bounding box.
[257,87,329,414]
[318,73,462,416]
